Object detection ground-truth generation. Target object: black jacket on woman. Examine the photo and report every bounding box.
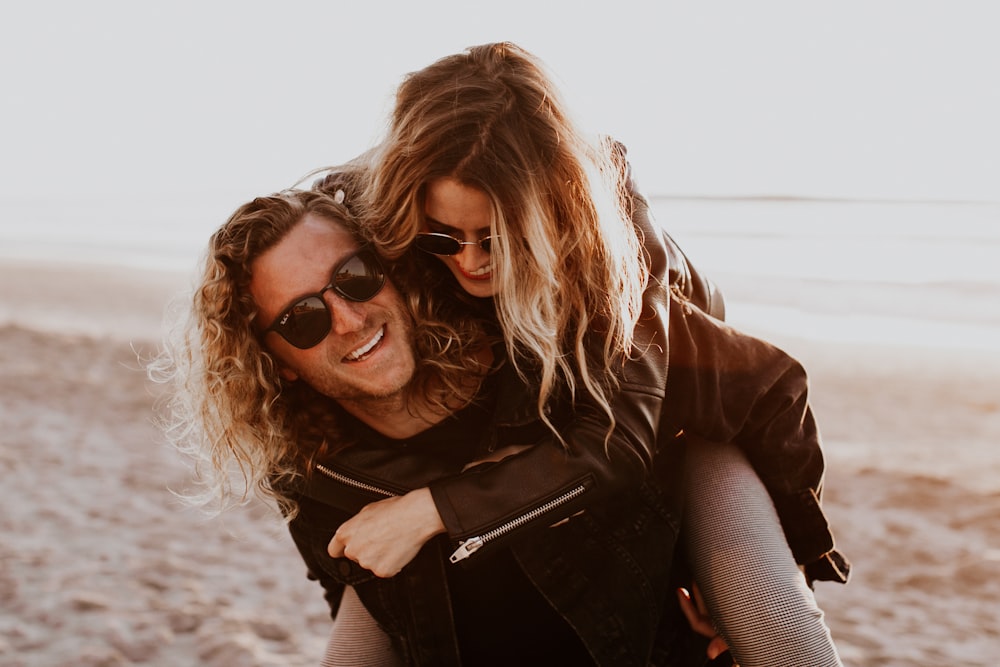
[288,156,849,665]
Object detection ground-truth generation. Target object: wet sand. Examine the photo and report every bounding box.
[1,259,998,666]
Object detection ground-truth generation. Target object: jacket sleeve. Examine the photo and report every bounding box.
[428,243,842,576]
[430,290,845,580]
[661,295,846,579]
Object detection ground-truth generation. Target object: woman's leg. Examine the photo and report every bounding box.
[321,586,403,667]
[682,438,842,667]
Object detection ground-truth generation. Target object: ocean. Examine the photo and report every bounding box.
[650,197,1000,351]
[1,193,998,350]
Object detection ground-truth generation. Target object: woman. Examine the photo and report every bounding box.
[322,42,847,666]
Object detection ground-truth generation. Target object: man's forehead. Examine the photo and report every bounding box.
[249,213,360,317]
[298,212,360,257]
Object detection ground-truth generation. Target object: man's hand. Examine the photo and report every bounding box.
[677,584,731,662]
[327,487,445,578]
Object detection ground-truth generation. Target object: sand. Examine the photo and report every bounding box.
[2,258,998,666]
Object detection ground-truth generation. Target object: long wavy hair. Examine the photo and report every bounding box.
[148,188,488,517]
[362,42,648,448]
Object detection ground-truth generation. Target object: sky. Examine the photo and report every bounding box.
[2,1,998,206]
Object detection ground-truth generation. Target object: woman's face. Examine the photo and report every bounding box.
[422,177,497,298]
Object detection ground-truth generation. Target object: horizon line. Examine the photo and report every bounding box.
[648,193,1000,206]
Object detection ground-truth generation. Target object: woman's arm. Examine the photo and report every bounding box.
[316,147,840,578]
[425,290,838,567]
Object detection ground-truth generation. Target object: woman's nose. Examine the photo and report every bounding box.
[455,241,489,264]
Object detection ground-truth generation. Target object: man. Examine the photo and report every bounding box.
[154,183,733,665]
[157,183,845,665]
[247,192,477,578]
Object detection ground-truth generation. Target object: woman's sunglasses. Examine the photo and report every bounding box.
[413,232,497,256]
[263,247,386,349]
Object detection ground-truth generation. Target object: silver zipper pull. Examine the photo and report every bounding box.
[449,537,484,563]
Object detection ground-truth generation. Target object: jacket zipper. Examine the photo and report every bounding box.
[449,483,588,563]
[317,464,590,565]
[316,463,397,499]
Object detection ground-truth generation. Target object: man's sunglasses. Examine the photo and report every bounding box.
[413,232,497,256]
[263,247,386,349]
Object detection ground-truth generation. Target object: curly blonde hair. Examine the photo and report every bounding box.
[148,188,489,516]
[362,42,648,448]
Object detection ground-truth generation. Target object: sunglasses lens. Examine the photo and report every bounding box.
[479,237,492,252]
[268,249,384,349]
[334,250,386,301]
[276,296,330,349]
[414,233,461,256]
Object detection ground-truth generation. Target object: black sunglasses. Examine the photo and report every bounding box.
[413,232,497,256]
[263,247,386,349]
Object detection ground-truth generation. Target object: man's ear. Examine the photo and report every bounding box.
[278,365,299,382]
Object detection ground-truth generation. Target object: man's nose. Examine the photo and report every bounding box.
[325,293,367,335]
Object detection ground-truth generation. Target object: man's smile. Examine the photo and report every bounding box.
[344,326,385,362]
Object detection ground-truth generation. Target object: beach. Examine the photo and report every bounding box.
[0,261,333,666]
[2,205,999,666]
[4,1,999,662]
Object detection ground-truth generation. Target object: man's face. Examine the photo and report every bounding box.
[250,213,417,406]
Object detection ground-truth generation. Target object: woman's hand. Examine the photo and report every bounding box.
[327,487,445,578]
[677,584,732,662]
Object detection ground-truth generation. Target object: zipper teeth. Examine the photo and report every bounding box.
[316,464,396,498]
[478,484,587,544]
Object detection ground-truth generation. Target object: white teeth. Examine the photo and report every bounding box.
[346,327,384,361]
[468,265,492,277]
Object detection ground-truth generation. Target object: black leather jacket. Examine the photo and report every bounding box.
[291,152,849,665]
[339,150,845,578]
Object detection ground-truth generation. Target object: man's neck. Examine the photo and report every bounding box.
[338,345,493,440]
[337,392,449,440]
